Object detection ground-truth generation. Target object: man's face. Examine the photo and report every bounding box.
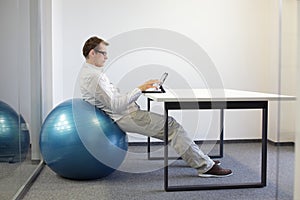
[92,42,108,67]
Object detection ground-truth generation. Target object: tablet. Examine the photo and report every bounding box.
[142,72,168,93]
[159,72,168,87]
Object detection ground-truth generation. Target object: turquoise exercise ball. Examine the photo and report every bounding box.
[39,99,128,180]
[0,100,30,163]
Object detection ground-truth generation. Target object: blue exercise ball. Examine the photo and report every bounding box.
[40,99,128,180]
[0,101,30,163]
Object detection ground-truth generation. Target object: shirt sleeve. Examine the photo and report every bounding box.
[87,74,142,113]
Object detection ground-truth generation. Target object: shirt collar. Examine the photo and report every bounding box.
[83,62,104,72]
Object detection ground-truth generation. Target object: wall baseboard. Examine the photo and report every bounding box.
[267,140,295,146]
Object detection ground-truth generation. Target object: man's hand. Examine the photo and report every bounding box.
[138,79,160,91]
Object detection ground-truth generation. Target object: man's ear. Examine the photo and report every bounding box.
[88,49,96,58]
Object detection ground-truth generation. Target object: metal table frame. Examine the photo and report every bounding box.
[146,98,224,160]
[146,98,268,191]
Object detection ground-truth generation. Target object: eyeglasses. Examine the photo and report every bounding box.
[94,49,107,56]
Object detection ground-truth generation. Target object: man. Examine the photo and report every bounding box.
[79,36,232,177]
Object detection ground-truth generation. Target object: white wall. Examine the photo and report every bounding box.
[294,1,300,199]
[0,0,34,143]
[0,0,43,160]
[49,0,297,142]
[274,0,298,142]
[0,0,20,110]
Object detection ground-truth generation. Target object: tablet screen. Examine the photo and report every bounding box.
[159,72,168,86]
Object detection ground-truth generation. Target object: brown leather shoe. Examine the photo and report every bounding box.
[198,164,232,178]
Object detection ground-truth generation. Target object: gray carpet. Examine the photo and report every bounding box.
[22,143,294,200]
[0,150,39,200]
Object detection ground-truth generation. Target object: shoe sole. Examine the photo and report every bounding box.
[198,172,233,178]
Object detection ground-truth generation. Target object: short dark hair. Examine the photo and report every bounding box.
[82,36,109,58]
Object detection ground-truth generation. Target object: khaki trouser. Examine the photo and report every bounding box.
[116,110,214,173]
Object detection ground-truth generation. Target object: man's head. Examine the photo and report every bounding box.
[83,36,109,67]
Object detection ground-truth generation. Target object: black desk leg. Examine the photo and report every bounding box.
[147,98,151,160]
[163,101,268,191]
[261,102,268,186]
[164,102,169,191]
[220,109,224,158]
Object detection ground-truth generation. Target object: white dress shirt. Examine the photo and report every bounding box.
[79,62,142,121]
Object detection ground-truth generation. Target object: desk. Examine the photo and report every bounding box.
[144,89,295,191]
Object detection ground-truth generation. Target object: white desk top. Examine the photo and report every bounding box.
[144,89,296,102]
